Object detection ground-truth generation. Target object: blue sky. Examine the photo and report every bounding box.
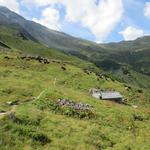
[0,0,150,43]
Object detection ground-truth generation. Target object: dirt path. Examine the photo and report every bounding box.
[36,90,45,100]
[35,84,52,100]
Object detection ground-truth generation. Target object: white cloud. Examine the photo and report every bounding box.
[144,2,150,19]
[20,0,60,8]
[0,0,19,13]
[119,26,144,41]
[22,0,124,42]
[33,7,61,30]
[65,0,123,42]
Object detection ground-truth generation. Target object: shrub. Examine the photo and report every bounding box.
[133,113,148,121]
[62,106,95,119]
[34,99,95,119]
[12,125,51,145]
[9,112,41,126]
[89,130,116,149]
[31,132,51,145]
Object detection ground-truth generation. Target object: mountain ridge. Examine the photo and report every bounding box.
[0,6,103,53]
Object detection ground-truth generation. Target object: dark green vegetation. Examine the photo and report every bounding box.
[0,6,150,150]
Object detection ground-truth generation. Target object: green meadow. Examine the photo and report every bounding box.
[0,49,150,150]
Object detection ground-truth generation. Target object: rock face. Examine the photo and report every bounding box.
[57,99,93,111]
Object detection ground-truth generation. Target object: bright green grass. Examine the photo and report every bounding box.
[0,50,150,150]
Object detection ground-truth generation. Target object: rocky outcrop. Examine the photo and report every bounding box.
[57,99,93,111]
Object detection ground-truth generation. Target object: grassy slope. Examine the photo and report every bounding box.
[0,49,150,150]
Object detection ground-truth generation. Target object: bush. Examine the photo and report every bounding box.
[89,130,116,149]
[34,99,58,111]
[1,113,51,146]
[133,113,148,121]
[13,125,51,145]
[34,99,95,119]
[31,132,51,145]
[9,112,42,126]
[62,106,95,119]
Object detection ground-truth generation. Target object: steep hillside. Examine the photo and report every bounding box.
[91,39,150,88]
[91,49,150,88]
[0,48,150,150]
[100,37,150,75]
[0,24,100,72]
